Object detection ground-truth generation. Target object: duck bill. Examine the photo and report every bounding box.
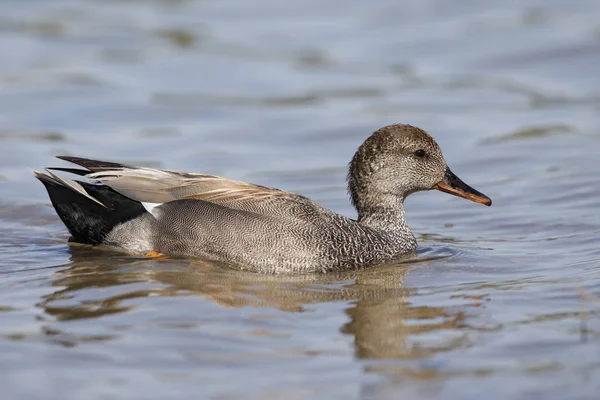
[434,168,492,206]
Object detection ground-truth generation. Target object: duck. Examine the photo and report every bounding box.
[34,124,491,274]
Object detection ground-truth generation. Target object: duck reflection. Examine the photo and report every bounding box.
[38,245,464,359]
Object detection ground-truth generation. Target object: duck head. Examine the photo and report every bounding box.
[348,124,491,219]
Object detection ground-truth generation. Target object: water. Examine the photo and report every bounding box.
[1,0,600,398]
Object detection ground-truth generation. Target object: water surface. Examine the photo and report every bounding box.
[1,0,600,398]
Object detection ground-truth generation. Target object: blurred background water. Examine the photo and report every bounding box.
[1,0,600,399]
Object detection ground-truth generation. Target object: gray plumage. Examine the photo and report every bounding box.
[34,124,491,274]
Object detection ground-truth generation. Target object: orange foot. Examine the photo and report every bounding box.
[145,250,168,259]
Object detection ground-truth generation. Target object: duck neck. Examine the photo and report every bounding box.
[356,194,413,236]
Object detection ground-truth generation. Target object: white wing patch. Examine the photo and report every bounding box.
[142,202,162,214]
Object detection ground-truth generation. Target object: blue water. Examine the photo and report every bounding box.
[1,0,600,398]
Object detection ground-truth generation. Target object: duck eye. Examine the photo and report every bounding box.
[414,149,426,158]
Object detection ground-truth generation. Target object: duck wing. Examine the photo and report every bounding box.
[52,156,326,217]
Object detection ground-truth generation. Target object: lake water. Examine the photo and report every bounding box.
[1,0,600,398]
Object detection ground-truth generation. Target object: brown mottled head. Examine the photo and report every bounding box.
[348,124,491,217]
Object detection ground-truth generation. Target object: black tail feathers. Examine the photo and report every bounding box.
[35,172,147,245]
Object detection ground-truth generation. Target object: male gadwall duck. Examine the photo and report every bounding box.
[35,124,491,274]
